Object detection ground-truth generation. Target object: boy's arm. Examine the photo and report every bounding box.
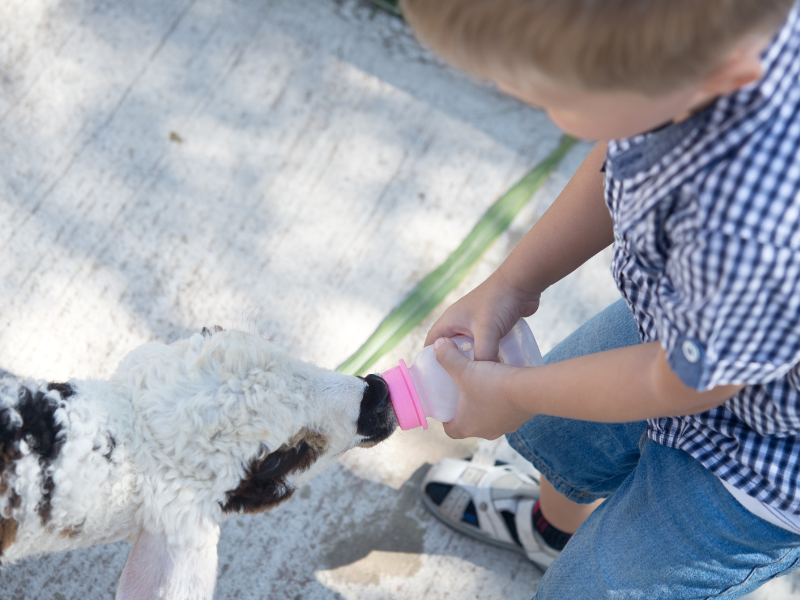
[498,141,613,299]
[425,142,613,359]
[434,338,744,440]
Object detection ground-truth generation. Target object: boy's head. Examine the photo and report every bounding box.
[402,0,796,140]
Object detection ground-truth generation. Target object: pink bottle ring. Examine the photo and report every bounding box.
[382,359,428,430]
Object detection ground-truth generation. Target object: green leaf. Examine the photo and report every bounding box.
[337,135,577,375]
[363,0,402,16]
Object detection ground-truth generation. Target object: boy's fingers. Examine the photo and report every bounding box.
[442,420,467,440]
[473,330,501,362]
[425,328,447,347]
[425,323,468,347]
[425,322,450,347]
[443,418,501,441]
[433,338,470,379]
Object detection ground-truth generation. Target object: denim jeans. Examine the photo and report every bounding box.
[507,300,800,599]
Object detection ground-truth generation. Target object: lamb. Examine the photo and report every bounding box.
[0,326,396,600]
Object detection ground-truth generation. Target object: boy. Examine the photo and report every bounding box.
[401,0,800,597]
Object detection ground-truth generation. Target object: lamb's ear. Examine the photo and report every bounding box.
[116,529,219,600]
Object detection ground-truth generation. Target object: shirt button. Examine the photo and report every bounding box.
[682,340,700,364]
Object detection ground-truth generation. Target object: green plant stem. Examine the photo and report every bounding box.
[337,135,577,375]
[363,0,402,16]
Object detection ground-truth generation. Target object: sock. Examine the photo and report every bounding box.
[532,500,572,551]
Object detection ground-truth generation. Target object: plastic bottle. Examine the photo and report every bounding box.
[382,319,544,430]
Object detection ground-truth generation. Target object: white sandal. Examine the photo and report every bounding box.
[420,455,561,570]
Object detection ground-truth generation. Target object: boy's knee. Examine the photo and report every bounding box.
[508,416,645,502]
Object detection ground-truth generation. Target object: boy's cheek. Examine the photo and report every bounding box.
[547,102,690,141]
[546,109,609,141]
[547,109,635,142]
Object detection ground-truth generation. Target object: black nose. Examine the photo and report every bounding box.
[363,374,390,413]
[356,374,396,440]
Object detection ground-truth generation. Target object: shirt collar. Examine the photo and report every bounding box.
[607,1,800,182]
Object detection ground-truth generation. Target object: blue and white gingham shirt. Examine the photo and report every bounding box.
[606,3,800,514]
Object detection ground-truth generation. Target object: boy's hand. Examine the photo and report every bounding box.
[425,269,541,362]
[425,143,611,363]
[433,337,536,439]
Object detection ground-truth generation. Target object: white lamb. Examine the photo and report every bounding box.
[0,326,396,599]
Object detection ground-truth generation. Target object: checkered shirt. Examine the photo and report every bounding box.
[605,3,800,513]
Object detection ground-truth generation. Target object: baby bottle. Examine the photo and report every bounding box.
[382,319,544,430]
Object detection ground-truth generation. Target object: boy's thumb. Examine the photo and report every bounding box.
[433,338,470,378]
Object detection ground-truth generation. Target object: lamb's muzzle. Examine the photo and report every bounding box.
[357,374,397,447]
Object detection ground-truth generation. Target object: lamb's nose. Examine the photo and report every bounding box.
[356,373,396,439]
[363,374,390,413]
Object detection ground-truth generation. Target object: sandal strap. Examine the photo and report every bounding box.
[516,498,539,554]
[472,468,526,546]
[439,485,474,524]
[516,497,559,568]
[436,462,486,523]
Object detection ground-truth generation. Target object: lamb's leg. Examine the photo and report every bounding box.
[116,529,219,600]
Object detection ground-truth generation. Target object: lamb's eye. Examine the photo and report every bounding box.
[257,441,309,478]
[260,453,284,476]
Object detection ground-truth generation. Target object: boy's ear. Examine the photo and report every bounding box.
[116,529,219,600]
[700,37,769,97]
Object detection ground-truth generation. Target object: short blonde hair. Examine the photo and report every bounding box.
[401,0,796,94]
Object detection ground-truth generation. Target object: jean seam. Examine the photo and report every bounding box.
[638,432,649,453]
[508,431,605,504]
[704,553,800,599]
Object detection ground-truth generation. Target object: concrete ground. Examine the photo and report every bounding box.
[0,0,798,598]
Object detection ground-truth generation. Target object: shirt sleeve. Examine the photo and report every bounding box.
[656,232,800,391]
